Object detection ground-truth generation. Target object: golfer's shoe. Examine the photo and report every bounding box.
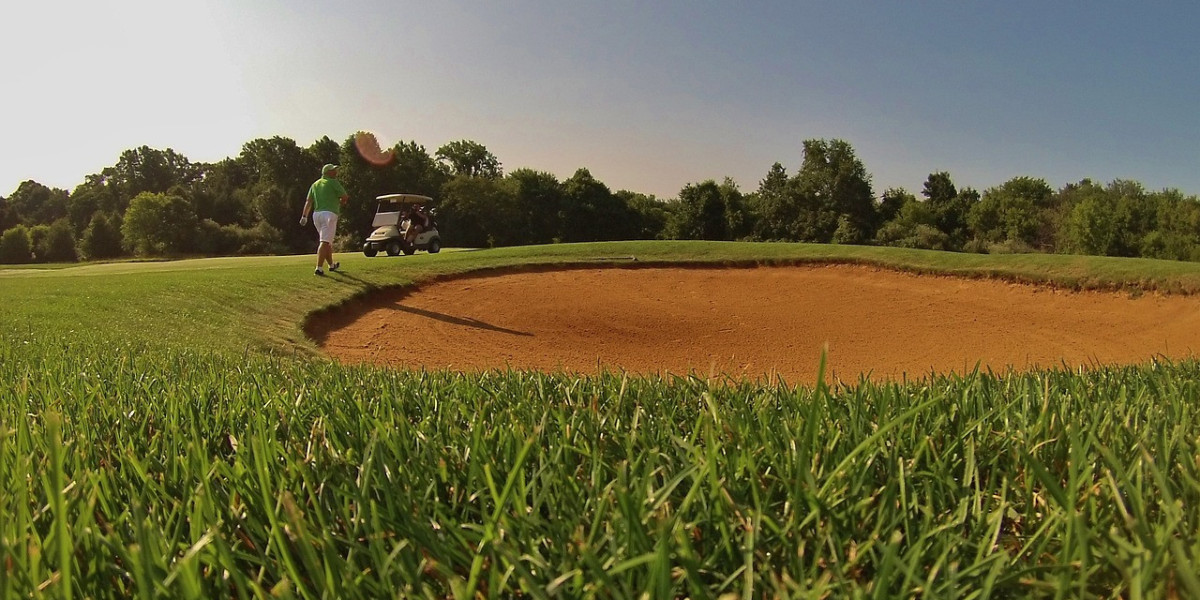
[314,268,324,276]
[330,262,340,272]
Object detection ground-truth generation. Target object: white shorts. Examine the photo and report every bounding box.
[313,211,338,244]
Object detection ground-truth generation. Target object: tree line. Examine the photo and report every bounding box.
[2,134,1199,264]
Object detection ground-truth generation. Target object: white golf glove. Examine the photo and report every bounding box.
[299,215,308,226]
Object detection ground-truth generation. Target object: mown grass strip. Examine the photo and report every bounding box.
[8,241,1200,360]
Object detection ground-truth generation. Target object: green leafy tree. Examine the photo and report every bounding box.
[618,190,670,240]
[308,136,342,168]
[238,137,322,252]
[231,221,289,255]
[0,196,17,233]
[69,174,125,224]
[875,193,948,250]
[5,180,69,226]
[250,183,306,251]
[65,186,100,234]
[28,224,50,260]
[1060,180,1156,257]
[749,162,794,241]
[35,219,77,262]
[1140,189,1200,261]
[77,212,124,260]
[877,188,914,226]
[667,180,738,241]
[121,192,198,256]
[1063,191,1118,256]
[720,178,751,240]
[921,171,975,249]
[437,175,519,248]
[436,140,502,179]
[793,139,876,243]
[1110,180,1156,256]
[923,172,957,205]
[968,177,1054,248]
[508,169,565,244]
[389,141,451,195]
[190,159,254,227]
[101,146,201,211]
[0,225,33,264]
[240,137,317,188]
[832,215,863,244]
[1051,179,1098,251]
[560,168,634,242]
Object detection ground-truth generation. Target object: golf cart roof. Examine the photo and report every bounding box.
[376,193,432,204]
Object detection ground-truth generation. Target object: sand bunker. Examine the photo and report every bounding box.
[311,265,1200,384]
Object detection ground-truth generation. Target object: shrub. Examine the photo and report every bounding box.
[912,224,950,250]
[1140,230,1195,262]
[78,213,124,261]
[0,225,33,264]
[229,222,288,255]
[831,214,866,245]
[28,224,50,260]
[875,222,950,251]
[35,219,77,263]
[122,192,198,256]
[962,238,990,254]
[987,238,1035,255]
[195,219,243,255]
[873,221,909,246]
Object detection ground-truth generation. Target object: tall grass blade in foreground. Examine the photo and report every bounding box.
[2,333,1199,596]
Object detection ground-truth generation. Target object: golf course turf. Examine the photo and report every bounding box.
[2,241,1199,597]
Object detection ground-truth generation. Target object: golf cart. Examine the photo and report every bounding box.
[362,194,442,257]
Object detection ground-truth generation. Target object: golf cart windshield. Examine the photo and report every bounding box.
[376,194,433,205]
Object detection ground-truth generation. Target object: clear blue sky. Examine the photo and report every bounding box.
[3,1,1198,200]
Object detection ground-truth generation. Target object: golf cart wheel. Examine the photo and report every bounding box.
[363,243,377,257]
[428,239,441,254]
[386,242,401,257]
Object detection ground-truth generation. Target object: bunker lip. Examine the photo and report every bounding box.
[308,263,1200,385]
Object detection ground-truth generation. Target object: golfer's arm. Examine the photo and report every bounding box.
[301,196,313,218]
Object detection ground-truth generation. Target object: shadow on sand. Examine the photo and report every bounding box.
[390,303,533,337]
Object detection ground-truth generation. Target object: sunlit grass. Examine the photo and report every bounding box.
[6,241,1200,358]
[4,241,1200,596]
[2,335,1199,597]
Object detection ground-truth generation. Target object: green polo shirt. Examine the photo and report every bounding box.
[308,177,348,215]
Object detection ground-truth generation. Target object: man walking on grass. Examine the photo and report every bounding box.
[300,164,349,276]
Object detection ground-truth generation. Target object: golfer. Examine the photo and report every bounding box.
[300,164,349,276]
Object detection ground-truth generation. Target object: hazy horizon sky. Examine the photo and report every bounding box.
[4,1,1198,200]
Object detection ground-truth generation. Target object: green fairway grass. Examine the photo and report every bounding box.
[2,241,1199,597]
[6,241,1200,357]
